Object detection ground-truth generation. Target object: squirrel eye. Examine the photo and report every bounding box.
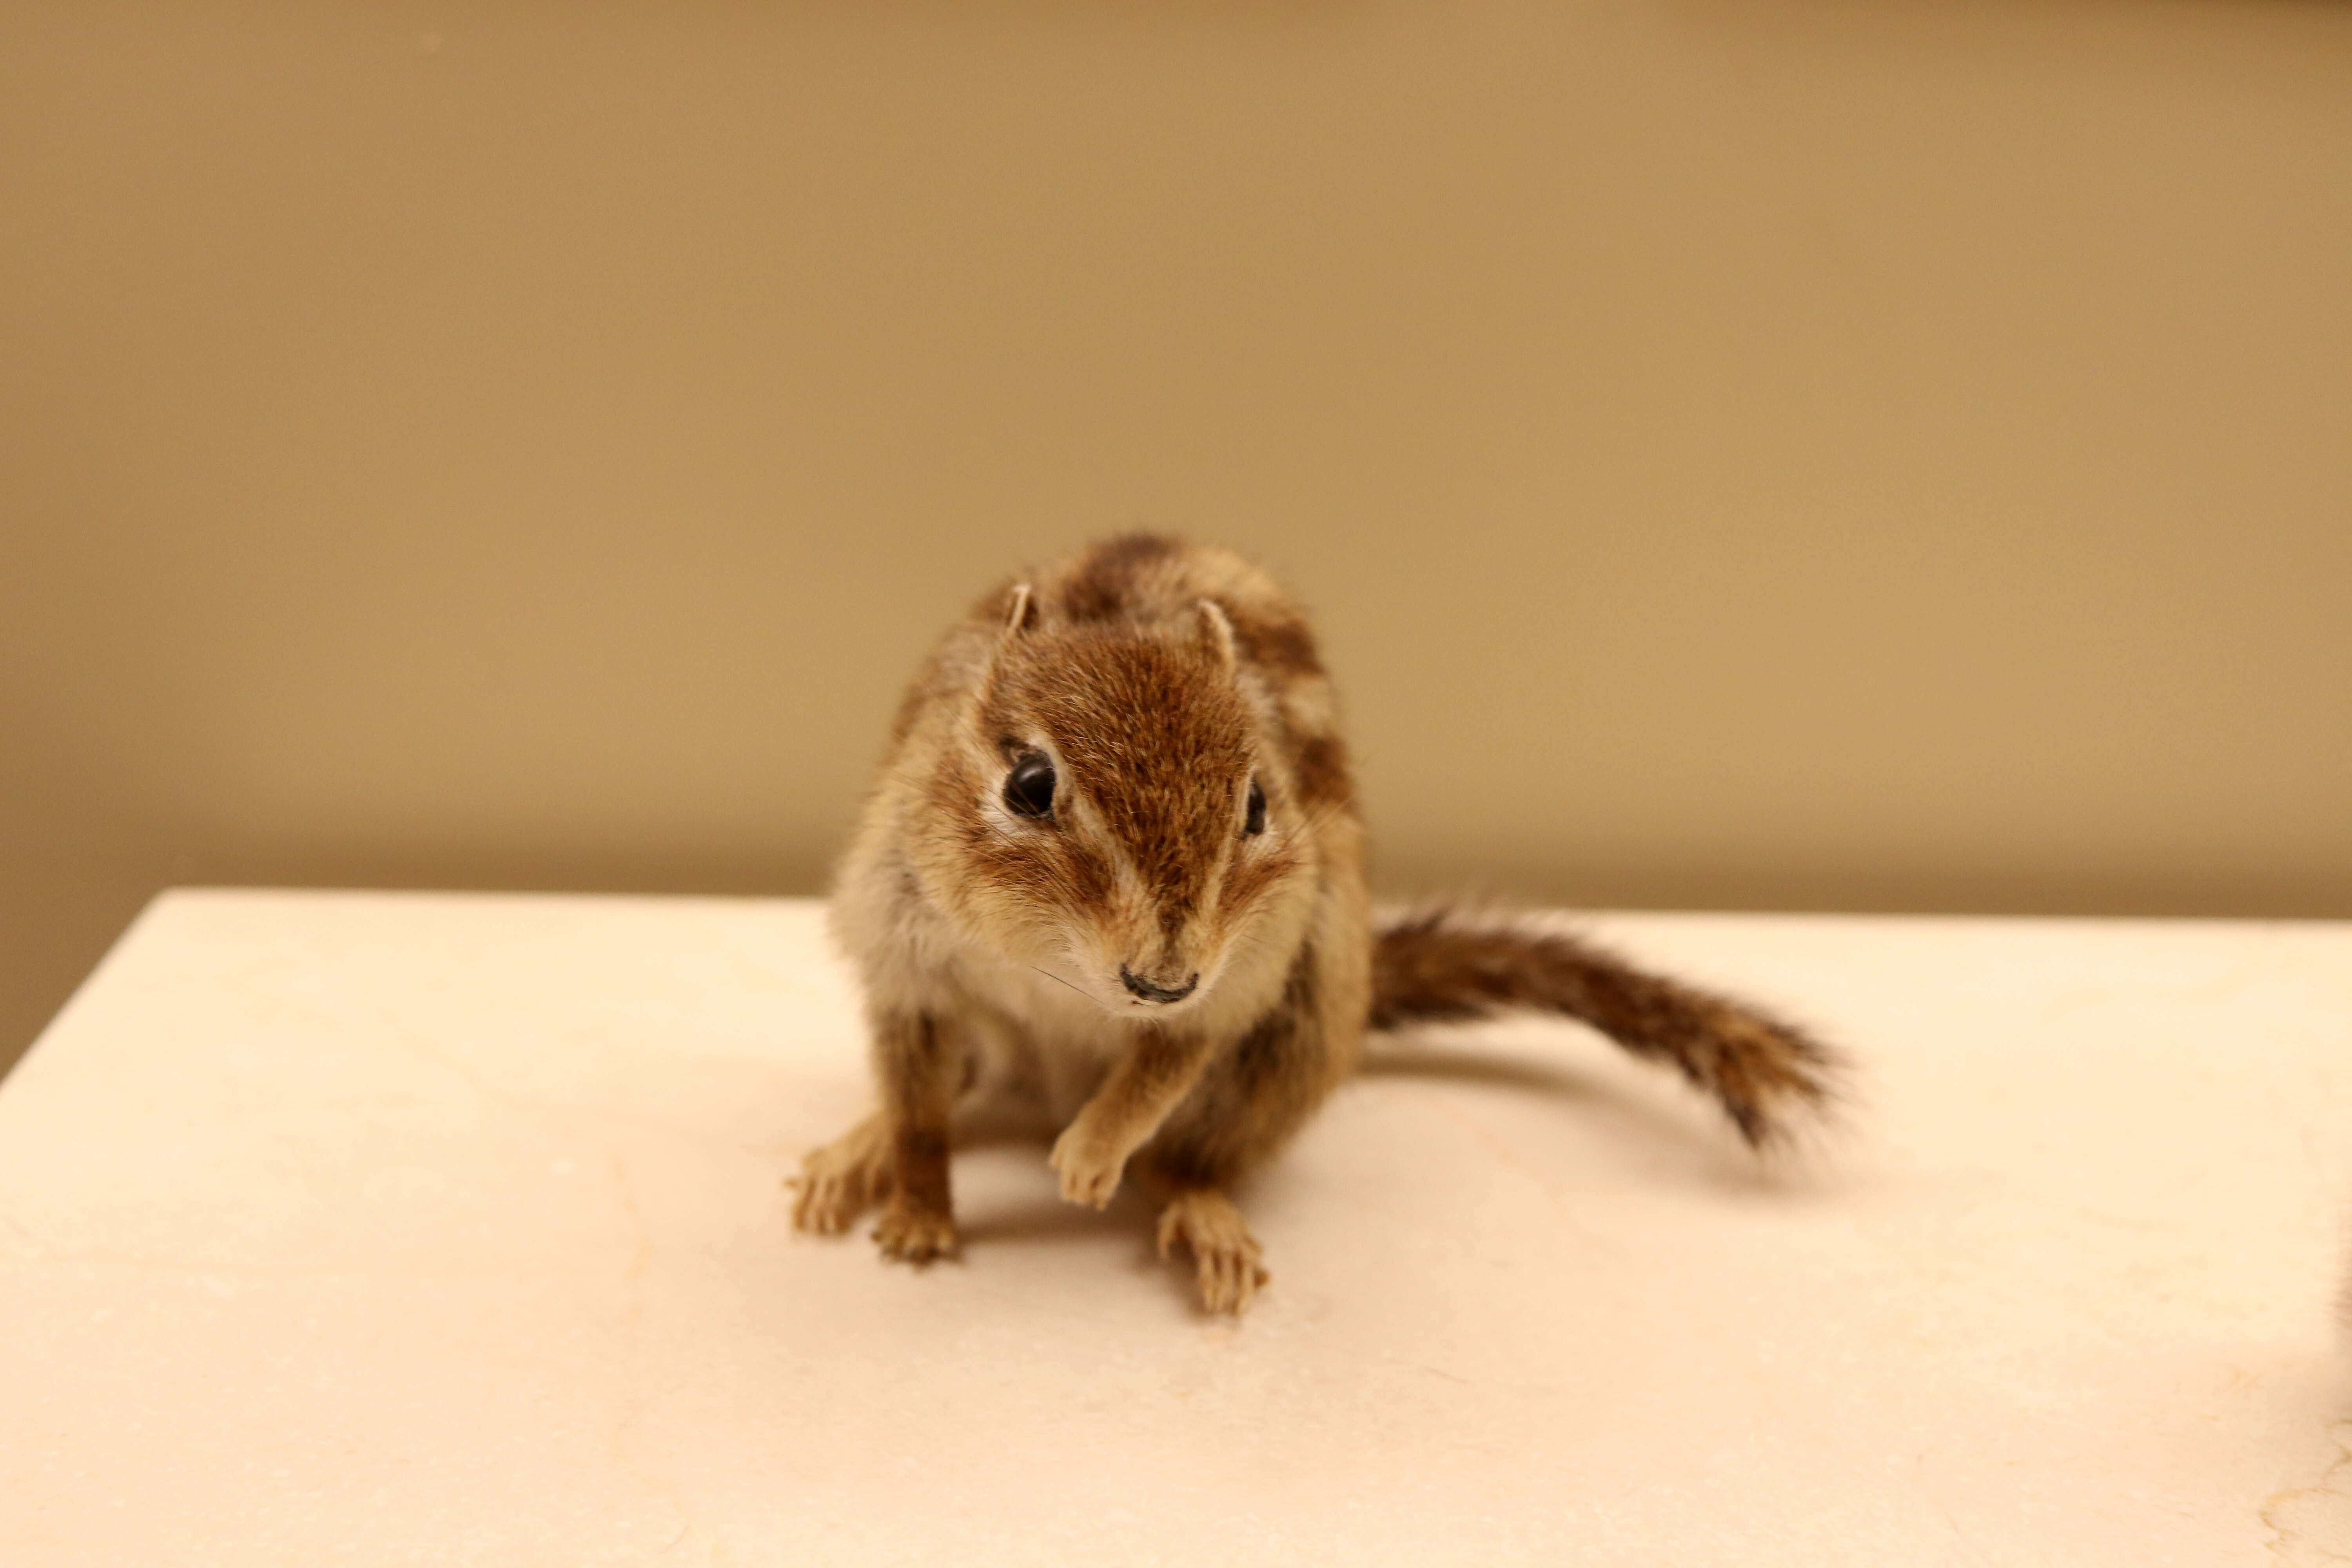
[1004,752,1056,821]
[1243,779,1267,837]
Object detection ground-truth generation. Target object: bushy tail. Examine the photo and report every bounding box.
[1368,906,1841,1147]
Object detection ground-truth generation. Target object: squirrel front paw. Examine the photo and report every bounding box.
[1048,1121,1128,1210]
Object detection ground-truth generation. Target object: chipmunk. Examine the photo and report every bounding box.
[791,534,1839,1314]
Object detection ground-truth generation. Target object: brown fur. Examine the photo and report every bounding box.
[1370,907,1838,1146]
[793,534,1841,1315]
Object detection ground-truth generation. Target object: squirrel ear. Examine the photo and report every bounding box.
[1196,599,1238,674]
[1001,583,1038,638]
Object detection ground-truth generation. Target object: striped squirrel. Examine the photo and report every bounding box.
[791,534,1840,1314]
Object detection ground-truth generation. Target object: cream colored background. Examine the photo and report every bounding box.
[4,0,2350,1073]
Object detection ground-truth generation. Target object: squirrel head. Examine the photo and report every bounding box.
[907,581,1318,1020]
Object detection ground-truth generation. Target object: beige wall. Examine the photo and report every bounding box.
[6,0,2350,1073]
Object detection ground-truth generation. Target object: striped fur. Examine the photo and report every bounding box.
[1370,906,1838,1147]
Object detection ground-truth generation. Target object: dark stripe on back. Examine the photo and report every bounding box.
[1060,533,1182,624]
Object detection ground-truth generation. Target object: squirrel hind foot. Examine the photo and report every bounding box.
[790,1113,894,1235]
[1156,1188,1270,1316]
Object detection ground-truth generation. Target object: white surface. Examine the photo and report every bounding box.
[2,889,2348,1564]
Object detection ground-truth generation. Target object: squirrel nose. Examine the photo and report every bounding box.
[1120,965,1199,1005]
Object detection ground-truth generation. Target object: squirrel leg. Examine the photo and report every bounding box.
[1048,1029,1217,1210]
[870,1011,961,1264]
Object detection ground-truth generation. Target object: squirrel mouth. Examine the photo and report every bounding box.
[1118,966,1199,1005]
